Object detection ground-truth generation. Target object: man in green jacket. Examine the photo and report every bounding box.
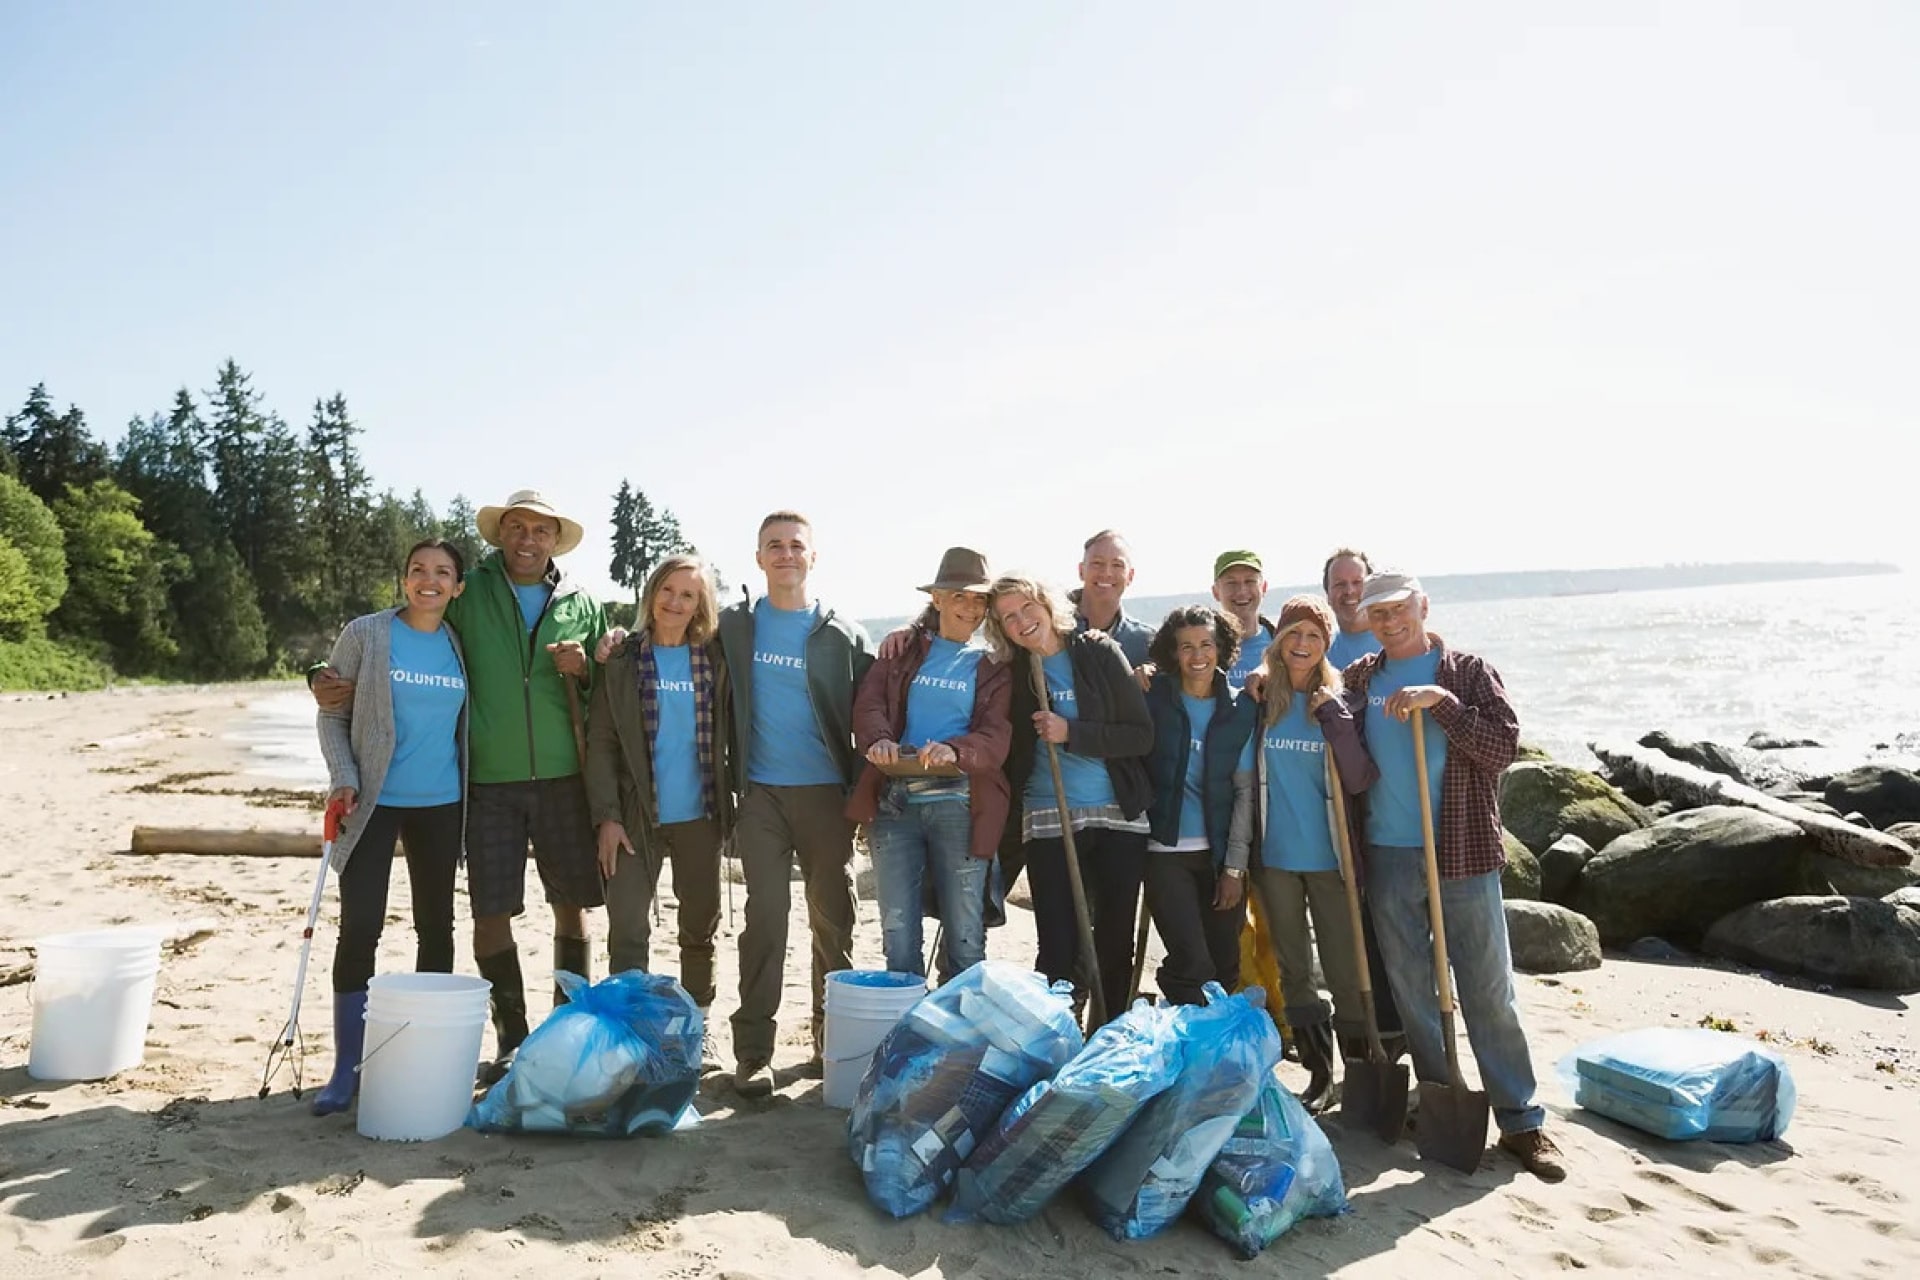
[718,510,874,1097]
[312,490,608,1081]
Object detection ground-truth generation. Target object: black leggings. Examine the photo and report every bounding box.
[1024,827,1147,1024]
[332,802,462,994]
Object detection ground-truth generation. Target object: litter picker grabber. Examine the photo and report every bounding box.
[1411,708,1490,1172]
[259,797,347,1099]
[1328,752,1409,1143]
[1030,652,1107,1031]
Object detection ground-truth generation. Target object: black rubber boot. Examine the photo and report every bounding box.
[475,949,529,1089]
[553,934,591,1008]
[1295,1021,1339,1115]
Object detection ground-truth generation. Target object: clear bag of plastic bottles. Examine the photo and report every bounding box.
[468,970,702,1137]
[947,998,1184,1226]
[1081,984,1284,1240]
[1191,1070,1348,1258]
[846,961,1082,1218]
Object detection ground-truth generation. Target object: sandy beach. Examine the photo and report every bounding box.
[1,685,1916,1279]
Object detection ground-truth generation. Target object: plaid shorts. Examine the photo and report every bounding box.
[465,776,605,917]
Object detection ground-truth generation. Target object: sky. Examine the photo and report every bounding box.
[2,2,1915,618]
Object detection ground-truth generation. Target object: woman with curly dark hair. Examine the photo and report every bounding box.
[1141,605,1259,1005]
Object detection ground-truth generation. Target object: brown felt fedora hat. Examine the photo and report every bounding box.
[919,546,993,594]
[476,489,585,557]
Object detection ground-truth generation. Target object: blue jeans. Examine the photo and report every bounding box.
[868,801,987,982]
[1365,846,1545,1134]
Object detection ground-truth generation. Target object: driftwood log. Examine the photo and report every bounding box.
[129,828,325,858]
[1589,739,1913,869]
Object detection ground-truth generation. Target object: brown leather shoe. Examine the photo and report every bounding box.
[1498,1128,1568,1183]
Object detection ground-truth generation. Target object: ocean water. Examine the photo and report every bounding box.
[234,572,1920,786]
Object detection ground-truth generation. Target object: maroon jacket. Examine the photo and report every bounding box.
[845,621,1013,861]
[1340,634,1519,880]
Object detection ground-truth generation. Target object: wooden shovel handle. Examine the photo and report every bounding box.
[1412,709,1467,1086]
[1327,753,1388,1063]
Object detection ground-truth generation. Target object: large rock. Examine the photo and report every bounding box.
[1504,900,1602,973]
[1501,762,1651,856]
[1826,765,1920,829]
[1539,833,1597,906]
[1800,852,1920,899]
[1574,806,1814,946]
[1886,886,1920,911]
[1702,896,1920,992]
[1887,822,1920,850]
[1501,829,1541,900]
[1640,730,1755,782]
[1747,731,1823,751]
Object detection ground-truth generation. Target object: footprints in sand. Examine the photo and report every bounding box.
[1634,1166,1739,1213]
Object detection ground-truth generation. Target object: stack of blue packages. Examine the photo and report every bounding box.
[1080,984,1284,1240]
[947,999,1184,1226]
[1191,1072,1349,1258]
[846,961,1083,1218]
[469,970,702,1137]
[1562,1027,1795,1142]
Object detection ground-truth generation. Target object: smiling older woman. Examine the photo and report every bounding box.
[845,548,1012,982]
[584,553,734,1055]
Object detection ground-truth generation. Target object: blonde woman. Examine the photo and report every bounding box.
[986,574,1152,1023]
[1252,594,1378,1112]
[584,554,734,1028]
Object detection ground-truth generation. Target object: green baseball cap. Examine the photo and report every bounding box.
[1213,549,1263,580]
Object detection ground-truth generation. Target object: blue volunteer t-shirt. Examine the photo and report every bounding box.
[1229,623,1272,690]
[1260,696,1339,873]
[902,636,982,749]
[650,643,704,824]
[1025,649,1116,811]
[1175,693,1218,842]
[511,581,550,633]
[379,616,466,808]
[1364,646,1447,848]
[1329,627,1383,671]
[748,599,842,786]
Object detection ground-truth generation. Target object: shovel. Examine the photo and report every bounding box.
[1411,708,1490,1173]
[1030,652,1108,1031]
[1327,753,1409,1143]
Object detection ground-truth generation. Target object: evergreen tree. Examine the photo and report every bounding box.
[438,493,482,572]
[3,384,108,504]
[608,480,640,603]
[0,472,68,638]
[606,479,693,602]
[50,479,185,670]
[172,540,269,677]
[303,393,380,626]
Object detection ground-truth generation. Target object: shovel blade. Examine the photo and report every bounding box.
[1414,1080,1490,1173]
[1342,1057,1410,1144]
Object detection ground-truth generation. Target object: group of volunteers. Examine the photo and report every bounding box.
[307,488,1567,1184]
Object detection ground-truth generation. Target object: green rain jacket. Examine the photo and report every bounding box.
[450,551,609,785]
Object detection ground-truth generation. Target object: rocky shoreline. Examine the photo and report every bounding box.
[1497,729,1920,991]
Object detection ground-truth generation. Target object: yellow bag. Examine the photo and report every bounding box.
[1238,890,1290,1043]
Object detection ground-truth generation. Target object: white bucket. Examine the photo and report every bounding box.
[820,970,926,1109]
[27,929,164,1081]
[356,972,491,1142]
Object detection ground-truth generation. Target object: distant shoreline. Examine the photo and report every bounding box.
[857,560,1900,637]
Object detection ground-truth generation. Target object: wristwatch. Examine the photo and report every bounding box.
[1222,867,1246,880]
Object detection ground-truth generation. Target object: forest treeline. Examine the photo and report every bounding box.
[0,361,686,690]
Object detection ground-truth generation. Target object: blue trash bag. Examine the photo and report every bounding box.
[1081,984,1284,1240]
[846,960,1083,1218]
[468,969,703,1137]
[1558,1027,1795,1142]
[947,998,1184,1226]
[1190,1070,1349,1258]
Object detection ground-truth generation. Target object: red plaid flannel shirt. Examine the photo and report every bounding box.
[1341,634,1519,879]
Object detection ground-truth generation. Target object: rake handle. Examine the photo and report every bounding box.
[1031,651,1108,1031]
[1411,709,1467,1090]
